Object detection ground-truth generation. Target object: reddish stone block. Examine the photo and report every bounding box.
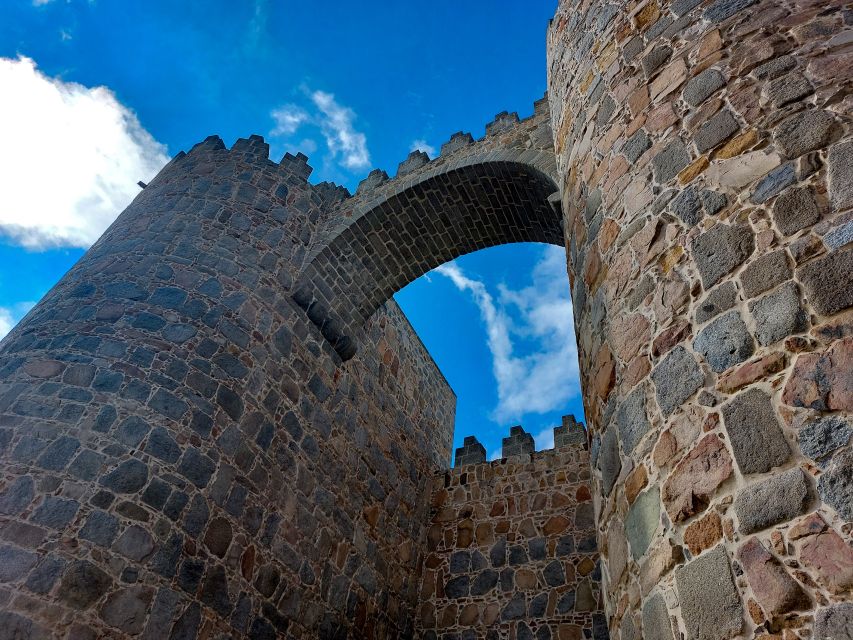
[782,337,853,411]
[662,434,733,522]
[737,537,809,617]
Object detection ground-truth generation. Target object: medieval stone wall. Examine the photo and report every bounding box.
[548,0,852,638]
[417,430,608,640]
[0,138,456,639]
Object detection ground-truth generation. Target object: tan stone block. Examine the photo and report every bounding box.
[715,129,759,160]
[639,538,684,595]
[684,511,723,556]
[625,464,648,505]
[610,313,651,362]
[650,58,688,102]
[647,101,678,132]
[516,568,538,589]
[628,84,650,117]
[716,352,786,393]
[677,155,709,184]
[698,29,723,59]
[705,150,780,189]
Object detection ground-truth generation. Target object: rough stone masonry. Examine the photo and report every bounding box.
[0,0,851,637]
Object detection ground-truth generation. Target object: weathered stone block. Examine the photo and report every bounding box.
[695,109,739,153]
[798,246,853,316]
[651,345,704,416]
[722,388,790,474]
[734,468,810,533]
[828,140,853,211]
[748,281,807,346]
[817,448,853,521]
[739,250,791,299]
[691,224,754,289]
[683,68,725,107]
[772,185,820,236]
[641,592,673,640]
[737,537,808,617]
[696,282,738,324]
[693,310,754,373]
[662,434,732,522]
[674,546,742,639]
[625,486,660,560]
[774,110,840,159]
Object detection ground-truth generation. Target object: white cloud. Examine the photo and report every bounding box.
[0,308,14,341]
[410,139,436,158]
[0,56,169,249]
[269,89,370,172]
[534,427,555,451]
[436,245,580,423]
[310,90,370,170]
[271,104,309,136]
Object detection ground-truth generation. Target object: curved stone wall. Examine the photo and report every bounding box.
[0,137,456,638]
[548,0,852,637]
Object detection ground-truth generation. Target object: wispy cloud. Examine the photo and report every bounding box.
[0,56,169,249]
[410,139,436,158]
[269,89,370,172]
[436,245,580,423]
[271,105,309,136]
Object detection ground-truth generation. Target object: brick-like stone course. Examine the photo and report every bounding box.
[420,435,606,639]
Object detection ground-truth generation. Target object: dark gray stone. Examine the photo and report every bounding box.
[700,189,727,215]
[683,68,725,107]
[774,109,839,159]
[642,46,672,76]
[817,448,853,521]
[149,388,189,421]
[696,282,738,324]
[25,555,66,594]
[671,185,702,225]
[722,388,790,474]
[704,0,756,21]
[101,586,154,634]
[772,185,820,236]
[693,310,754,373]
[58,560,113,609]
[0,475,35,515]
[752,55,796,80]
[0,543,37,582]
[624,130,651,163]
[799,416,853,462]
[177,447,216,488]
[691,224,754,288]
[146,426,182,463]
[501,593,526,621]
[616,386,650,454]
[675,546,742,639]
[490,538,506,567]
[740,250,791,298]
[695,109,739,153]
[543,559,566,587]
[67,449,105,481]
[470,569,498,596]
[642,592,674,640]
[651,345,704,416]
[734,467,810,533]
[815,603,853,640]
[752,163,796,204]
[556,590,575,614]
[749,281,807,346]
[100,458,149,494]
[113,524,155,562]
[599,426,621,496]
[79,510,119,547]
[652,140,691,184]
[30,496,79,530]
[798,246,853,316]
[625,486,660,560]
[35,435,80,471]
[0,611,48,640]
[445,575,468,599]
[765,73,813,107]
[115,416,150,448]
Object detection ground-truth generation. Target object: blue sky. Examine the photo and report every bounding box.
[0,0,584,461]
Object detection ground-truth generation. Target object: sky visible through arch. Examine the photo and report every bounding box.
[0,0,584,460]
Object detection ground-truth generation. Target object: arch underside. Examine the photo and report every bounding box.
[294,160,563,359]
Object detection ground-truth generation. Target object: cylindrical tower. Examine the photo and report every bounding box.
[548,0,852,637]
[0,135,456,639]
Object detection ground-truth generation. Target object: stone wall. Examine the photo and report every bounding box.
[417,426,608,640]
[547,0,852,638]
[0,138,456,639]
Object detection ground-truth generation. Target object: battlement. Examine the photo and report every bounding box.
[453,414,587,467]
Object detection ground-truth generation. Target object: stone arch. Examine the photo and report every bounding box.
[293,150,563,360]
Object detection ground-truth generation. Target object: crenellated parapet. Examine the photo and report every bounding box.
[453,415,588,467]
